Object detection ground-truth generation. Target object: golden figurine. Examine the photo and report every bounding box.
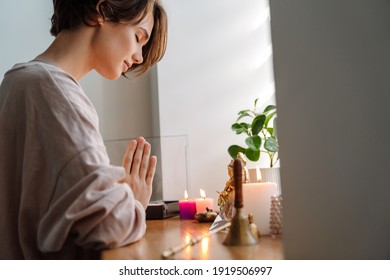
[217,159,234,208]
[217,153,249,219]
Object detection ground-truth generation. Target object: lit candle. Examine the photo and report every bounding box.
[179,190,197,220]
[256,166,262,182]
[244,166,250,183]
[195,189,214,213]
[242,181,277,235]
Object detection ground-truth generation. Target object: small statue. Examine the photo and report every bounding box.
[217,160,234,208]
[210,156,251,232]
[248,213,261,238]
[194,207,218,223]
[217,153,248,216]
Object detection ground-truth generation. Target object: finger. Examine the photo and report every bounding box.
[122,139,137,174]
[139,141,151,179]
[145,155,157,187]
[130,137,145,175]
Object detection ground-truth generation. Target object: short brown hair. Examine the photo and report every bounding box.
[50,0,167,74]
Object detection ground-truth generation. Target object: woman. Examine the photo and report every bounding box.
[0,0,167,259]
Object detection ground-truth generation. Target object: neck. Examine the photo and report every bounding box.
[36,27,96,80]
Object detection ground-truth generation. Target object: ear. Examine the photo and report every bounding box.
[96,0,106,24]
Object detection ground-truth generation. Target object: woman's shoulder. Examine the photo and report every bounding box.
[5,60,88,105]
[3,60,95,117]
[6,60,79,88]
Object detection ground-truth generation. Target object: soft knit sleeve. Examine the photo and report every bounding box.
[37,147,146,252]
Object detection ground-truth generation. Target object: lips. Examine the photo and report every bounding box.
[124,60,132,69]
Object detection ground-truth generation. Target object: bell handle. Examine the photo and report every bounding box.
[233,158,243,209]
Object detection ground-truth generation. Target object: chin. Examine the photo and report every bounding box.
[96,67,122,80]
[102,72,122,81]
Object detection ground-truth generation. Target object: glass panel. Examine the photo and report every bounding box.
[104,135,188,201]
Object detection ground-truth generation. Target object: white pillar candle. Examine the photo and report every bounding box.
[242,182,277,235]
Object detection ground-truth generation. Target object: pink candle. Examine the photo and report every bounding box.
[179,191,197,220]
[195,189,214,213]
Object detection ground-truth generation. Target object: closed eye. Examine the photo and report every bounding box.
[137,27,150,46]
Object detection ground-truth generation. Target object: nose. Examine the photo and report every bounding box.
[132,51,143,64]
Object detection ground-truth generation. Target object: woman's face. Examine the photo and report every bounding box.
[91,10,154,80]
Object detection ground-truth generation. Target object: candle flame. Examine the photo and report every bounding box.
[256,166,262,182]
[200,189,206,199]
[244,167,250,182]
[184,190,188,200]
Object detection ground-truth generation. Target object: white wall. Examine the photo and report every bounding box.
[270,0,390,259]
[157,0,275,201]
[0,0,53,77]
[0,0,154,163]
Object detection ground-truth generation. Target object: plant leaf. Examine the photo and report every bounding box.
[264,111,276,128]
[237,112,252,122]
[231,123,249,135]
[273,117,278,139]
[267,127,274,137]
[263,105,276,113]
[238,109,250,115]
[264,137,278,152]
[244,148,260,161]
[245,135,261,150]
[240,122,250,132]
[251,114,266,135]
[228,145,246,159]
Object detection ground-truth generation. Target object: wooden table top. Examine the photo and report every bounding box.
[101,216,284,260]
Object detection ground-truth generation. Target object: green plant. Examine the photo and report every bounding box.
[228,98,279,167]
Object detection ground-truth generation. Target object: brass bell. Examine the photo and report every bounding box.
[223,158,258,246]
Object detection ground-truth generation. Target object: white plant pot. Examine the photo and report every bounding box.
[260,167,282,195]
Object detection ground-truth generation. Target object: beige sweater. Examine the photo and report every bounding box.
[0,61,146,259]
